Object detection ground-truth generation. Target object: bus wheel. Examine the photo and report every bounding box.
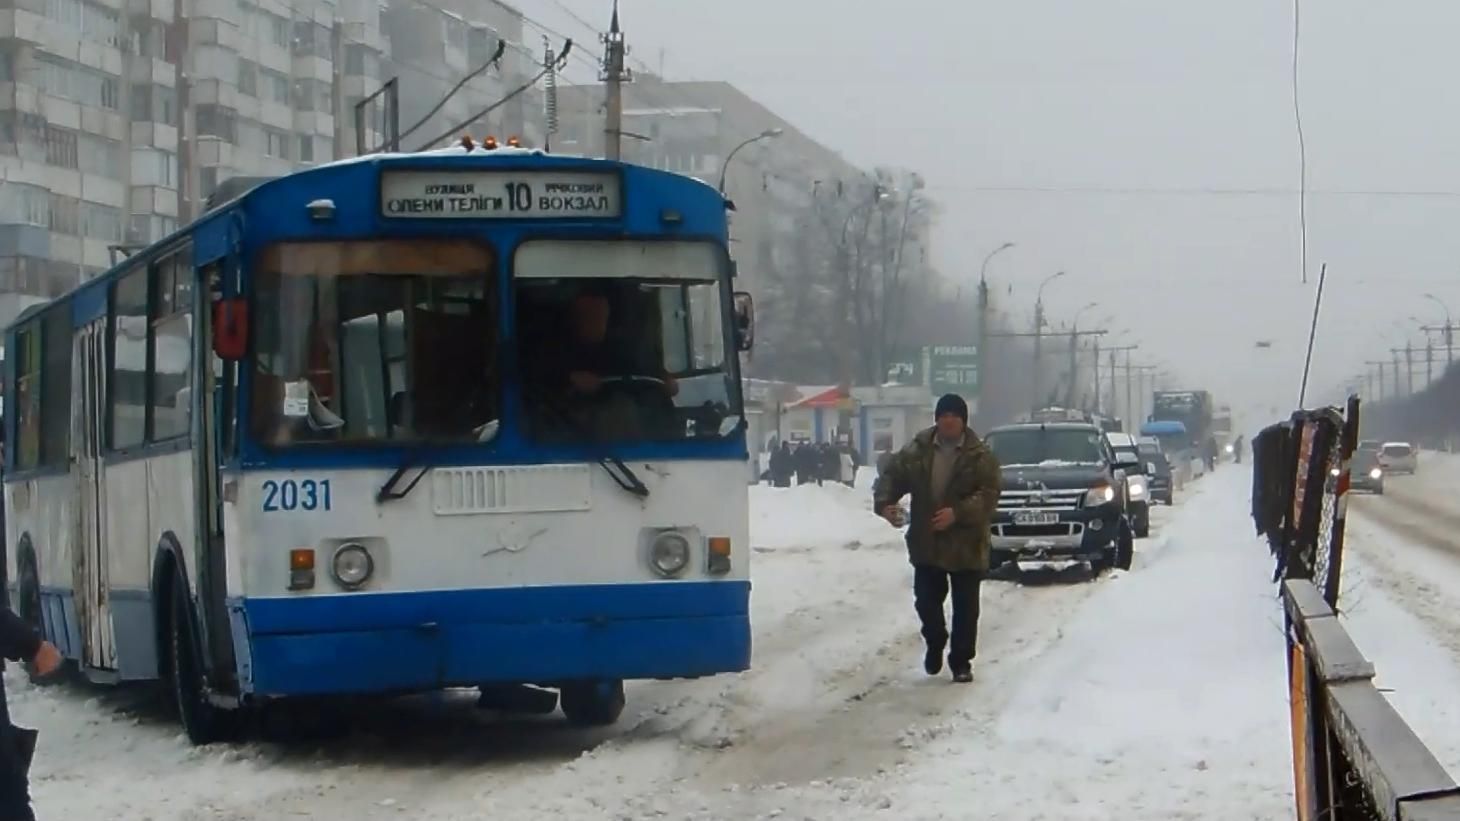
[167,580,236,745]
[560,680,625,727]
[18,555,66,687]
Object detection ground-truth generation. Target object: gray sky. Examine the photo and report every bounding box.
[533,0,1460,423]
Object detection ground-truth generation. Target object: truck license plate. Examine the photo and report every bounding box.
[1014,511,1060,526]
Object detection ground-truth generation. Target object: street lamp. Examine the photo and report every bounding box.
[718,128,784,194]
[979,242,1015,288]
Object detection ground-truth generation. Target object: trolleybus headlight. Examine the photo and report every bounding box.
[331,543,375,589]
[649,532,691,578]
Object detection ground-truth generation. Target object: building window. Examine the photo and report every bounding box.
[268,13,289,48]
[298,134,314,163]
[81,202,123,242]
[45,125,79,169]
[0,183,50,227]
[199,166,220,200]
[265,128,290,159]
[131,148,177,188]
[237,59,257,96]
[48,193,79,235]
[79,133,123,178]
[34,52,120,110]
[110,264,148,449]
[195,105,237,141]
[150,253,192,440]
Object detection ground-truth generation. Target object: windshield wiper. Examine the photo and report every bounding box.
[536,395,651,499]
[377,447,435,504]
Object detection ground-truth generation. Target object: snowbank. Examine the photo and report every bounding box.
[749,482,900,552]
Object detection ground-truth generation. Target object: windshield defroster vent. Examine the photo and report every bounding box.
[431,465,594,515]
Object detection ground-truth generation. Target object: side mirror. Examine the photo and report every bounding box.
[733,291,754,352]
[212,298,249,361]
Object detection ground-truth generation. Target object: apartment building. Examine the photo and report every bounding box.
[0,0,542,326]
[555,75,865,299]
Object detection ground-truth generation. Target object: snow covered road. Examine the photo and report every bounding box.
[1342,454,1460,774]
[9,467,1298,820]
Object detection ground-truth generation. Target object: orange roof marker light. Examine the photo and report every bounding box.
[507,135,521,148]
[482,135,498,150]
[459,135,476,151]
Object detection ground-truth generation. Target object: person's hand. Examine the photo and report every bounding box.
[663,373,680,397]
[931,507,956,531]
[568,371,602,394]
[31,641,62,676]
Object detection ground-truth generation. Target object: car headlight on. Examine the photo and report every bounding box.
[1129,478,1146,498]
[1225,444,1234,454]
[331,543,375,589]
[649,532,691,578]
[1369,467,1382,480]
[1084,483,1116,506]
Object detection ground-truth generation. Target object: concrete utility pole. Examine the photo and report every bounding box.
[600,1,630,160]
[1101,344,1139,422]
[1366,361,1388,401]
[1421,323,1457,369]
[977,243,1014,385]
[331,19,345,160]
[1392,345,1416,396]
[1031,271,1067,413]
[1063,328,1107,407]
[1423,293,1453,366]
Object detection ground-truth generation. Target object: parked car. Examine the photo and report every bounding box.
[983,422,1136,575]
[1137,436,1175,505]
[1105,431,1151,538]
[1349,446,1384,494]
[1378,442,1417,475]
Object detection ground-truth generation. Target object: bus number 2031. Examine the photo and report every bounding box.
[261,479,333,512]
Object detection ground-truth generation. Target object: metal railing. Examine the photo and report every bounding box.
[1254,396,1460,820]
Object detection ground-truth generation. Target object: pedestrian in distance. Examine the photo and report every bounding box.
[1,607,63,821]
[873,394,1002,683]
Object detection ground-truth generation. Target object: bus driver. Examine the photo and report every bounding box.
[540,289,678,440]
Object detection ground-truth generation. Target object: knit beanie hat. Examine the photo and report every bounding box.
[934,393,968,423]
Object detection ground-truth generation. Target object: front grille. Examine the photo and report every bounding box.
[997,488,1085,512]
[997,523,1077,538]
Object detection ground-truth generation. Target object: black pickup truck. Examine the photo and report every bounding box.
[984,421,1137,574]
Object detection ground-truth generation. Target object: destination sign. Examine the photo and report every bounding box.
[380,170,621,219]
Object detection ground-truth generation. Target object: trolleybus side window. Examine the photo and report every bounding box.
[12,323,41,470]
[110,264,149,450]
[514,239,741,444]
[251,238,497,447]
[150,253,192,440]
[40,308,70,466]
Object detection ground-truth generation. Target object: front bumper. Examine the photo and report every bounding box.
[232,581,752,697]
[990,504,1122,562]
[1351,475,1384,491]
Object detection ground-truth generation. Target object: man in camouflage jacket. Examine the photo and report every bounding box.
[873,394,1001,682]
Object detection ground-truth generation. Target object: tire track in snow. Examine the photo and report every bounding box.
[1344,499,1460,663]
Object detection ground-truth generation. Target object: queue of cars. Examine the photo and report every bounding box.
[1348,439,1420,494]
[980,410,1188,577]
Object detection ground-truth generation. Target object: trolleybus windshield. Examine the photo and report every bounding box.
[514,239,741,444]
[251,238,499,447]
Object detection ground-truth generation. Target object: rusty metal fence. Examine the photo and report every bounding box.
[1253,396,1460,820]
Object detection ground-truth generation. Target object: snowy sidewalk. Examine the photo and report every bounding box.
[871,467,1296,820]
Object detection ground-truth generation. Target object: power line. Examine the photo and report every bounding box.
[417,39,573,150]
[1293,0,1309,284]
[389,41,507,151]
[921,183,1460,198]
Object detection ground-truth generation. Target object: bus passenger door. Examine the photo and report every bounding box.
[195,262,236,682]
[73,320,115,670]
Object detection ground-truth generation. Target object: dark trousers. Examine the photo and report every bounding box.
[0,725,36,821]
[913,565,983,669]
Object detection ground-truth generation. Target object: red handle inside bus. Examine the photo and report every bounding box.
[213,298,249,361]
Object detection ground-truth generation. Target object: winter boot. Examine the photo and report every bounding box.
[950,663,973,683]
[923,645,944,676]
